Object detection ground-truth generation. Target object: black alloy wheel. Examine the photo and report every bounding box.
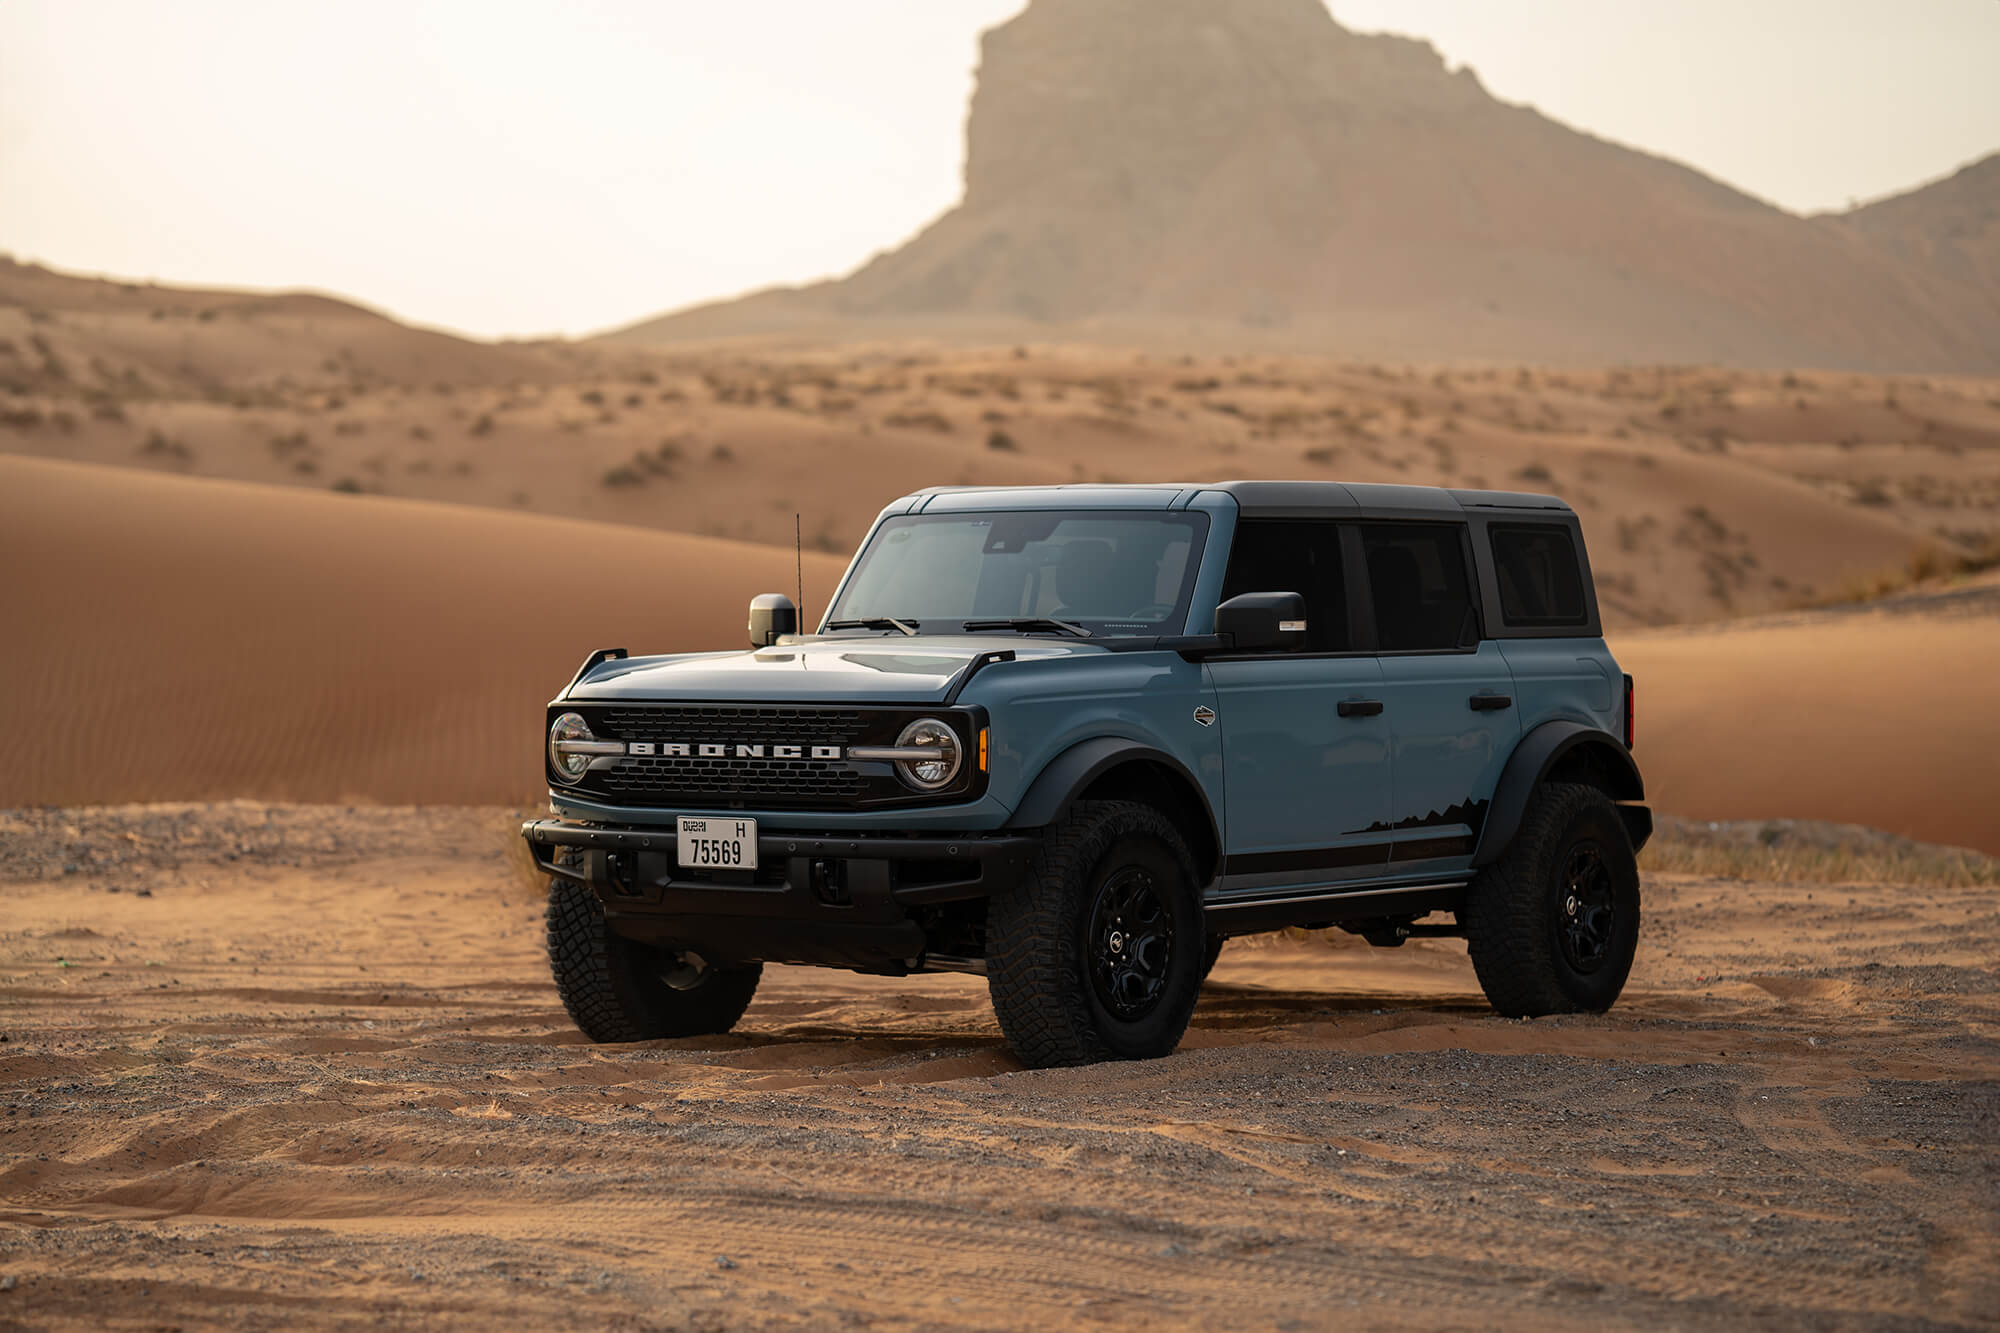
[1556,841,1617,974]
[1086,865,1176,1021]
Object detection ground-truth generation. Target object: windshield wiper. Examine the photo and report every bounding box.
[961,617,1092,638]
[823,617,920,636]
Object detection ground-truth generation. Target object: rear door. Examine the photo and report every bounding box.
[1356,521,1520,874]
[1205,519,1390,889]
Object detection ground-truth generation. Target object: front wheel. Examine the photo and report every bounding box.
[1461,782,1641,1017]
[986,801,1206,1068]
[545,881,762,1041]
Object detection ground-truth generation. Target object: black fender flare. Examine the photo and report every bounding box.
[1473,720,1649,866]
[1004,737,1222,873]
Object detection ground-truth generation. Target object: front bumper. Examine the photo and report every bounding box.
[520,820,1038,971]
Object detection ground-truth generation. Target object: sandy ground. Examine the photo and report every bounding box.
[0,805,1993,1329]
[7,454,1997,857]
[1610,572,2000,856]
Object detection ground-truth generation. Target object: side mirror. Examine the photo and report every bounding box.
[1215,591,1307,652]
[748,593,799,647]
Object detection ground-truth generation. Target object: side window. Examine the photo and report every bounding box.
[1490,524,1587,627]
[1360,523,1477,652]
[1220,519,1351,652]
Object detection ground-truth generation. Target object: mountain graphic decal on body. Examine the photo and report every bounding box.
[1346,797,1489,839]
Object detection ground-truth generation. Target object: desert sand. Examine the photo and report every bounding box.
[10,258,2000,628]
[0,804,1993,1329]
[5,453,1997,856]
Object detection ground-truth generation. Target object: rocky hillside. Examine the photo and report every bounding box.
[1833,153,2000,303]
[613,0,2000,372]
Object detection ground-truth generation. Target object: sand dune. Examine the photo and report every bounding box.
[0,455,847,807]
[1612,576,2000,856]
[5,453,1992,855]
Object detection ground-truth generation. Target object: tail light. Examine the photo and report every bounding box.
[1623,673,1635,749]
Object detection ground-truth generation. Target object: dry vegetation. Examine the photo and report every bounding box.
[7,278,2000,627]
[1641,815,2000,888]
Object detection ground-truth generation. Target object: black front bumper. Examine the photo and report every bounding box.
[520,820,1038,971]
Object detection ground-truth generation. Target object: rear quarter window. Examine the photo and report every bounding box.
[1490,524,1588,627]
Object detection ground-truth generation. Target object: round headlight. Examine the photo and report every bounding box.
[548,712,593,784]
[894,718,962,790]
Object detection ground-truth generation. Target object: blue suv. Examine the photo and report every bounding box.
[523,482,1649,1067]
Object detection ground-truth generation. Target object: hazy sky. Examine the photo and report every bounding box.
[2,1,1996,341]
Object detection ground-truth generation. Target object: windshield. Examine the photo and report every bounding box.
[824,510,1211,636]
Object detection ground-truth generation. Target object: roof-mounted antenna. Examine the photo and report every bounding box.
[795,512,805,632]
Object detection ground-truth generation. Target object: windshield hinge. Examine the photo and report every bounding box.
[943,649,1017,704]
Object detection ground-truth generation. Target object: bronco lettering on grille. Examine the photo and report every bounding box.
[621,742,844,760]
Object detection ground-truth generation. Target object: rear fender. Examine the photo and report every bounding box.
[1474,720,1648,865]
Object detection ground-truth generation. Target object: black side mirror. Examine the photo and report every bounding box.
[748,593,799,647]
[1215,591,1307,652]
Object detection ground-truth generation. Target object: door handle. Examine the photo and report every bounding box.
[1337,699,1384,718]
[1469,693,1513,711]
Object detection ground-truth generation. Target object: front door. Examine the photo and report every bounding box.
[1356,522,1521,873]
[1206,519,1390,892]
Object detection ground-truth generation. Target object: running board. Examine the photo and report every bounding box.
[1203,879,1468,935]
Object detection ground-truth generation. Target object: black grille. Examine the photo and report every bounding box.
[566,704,945,811]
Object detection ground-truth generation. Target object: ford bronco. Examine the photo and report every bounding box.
[522,482,1649,1067]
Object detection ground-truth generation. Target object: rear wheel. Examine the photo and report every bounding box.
[545,880,761,1041]
[987,801,1206,1067]
[1461,782,1640,1016]
[1199,935,1226,982]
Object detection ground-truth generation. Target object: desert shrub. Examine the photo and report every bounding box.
[139,430,192,461]
[1852,481,1893,507]
[1302,447,1337,464]
[579,389,605,407]
[1514,463,1554,484]
[330,477,365,494]
[469,413,495,436]
[624,393,643,409]
[986,429,1018,453]
[1642,815,2000,887]
[0,406,43,429]
[602,465,644,488]
[883,410,952,433]
[409,424,431,441]
[711,443,735,463]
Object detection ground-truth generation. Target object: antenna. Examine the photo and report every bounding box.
[795,513,805,630]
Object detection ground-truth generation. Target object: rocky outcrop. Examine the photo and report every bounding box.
[611,0,2000,371]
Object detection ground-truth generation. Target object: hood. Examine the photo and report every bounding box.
[567,635,1104,703]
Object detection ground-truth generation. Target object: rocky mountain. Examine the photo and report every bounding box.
[611,0,2000,372]
[1832,153,2000,307]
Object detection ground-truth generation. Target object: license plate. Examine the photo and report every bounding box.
[677,816,758,870]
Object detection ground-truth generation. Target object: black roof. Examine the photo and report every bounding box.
[905,480,1573,519]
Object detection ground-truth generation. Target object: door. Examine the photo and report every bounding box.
[1356,522,1520,873]
[1206,519,1390,891]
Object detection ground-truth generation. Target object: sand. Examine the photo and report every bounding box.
[0,803,1992,1328]
[0,455,847,807]
[5,453,1996,857]
[1614,580,2000,857]
[10,257,2000,627]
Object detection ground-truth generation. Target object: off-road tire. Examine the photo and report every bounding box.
[1462,782,1641,1017]
[545,880,761,1041]
[1199,936,1226,982]
[987,800,1206,1068]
